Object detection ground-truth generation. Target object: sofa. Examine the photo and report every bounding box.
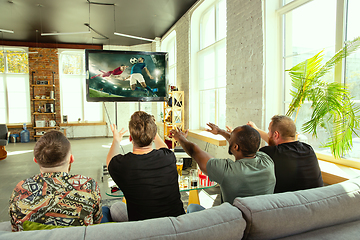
[1,176,360,240]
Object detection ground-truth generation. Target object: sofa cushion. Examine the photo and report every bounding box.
[0,226,86,240]
[277,219,360,240]
[85,202,245,240]
[233,176,360,240]
[0,222,11,232]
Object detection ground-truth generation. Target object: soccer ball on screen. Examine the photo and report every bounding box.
[130,57,138,64]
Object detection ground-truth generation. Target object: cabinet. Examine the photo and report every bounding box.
[163,91,184,149]
[31,71,57,138]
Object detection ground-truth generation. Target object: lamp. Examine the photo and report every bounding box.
[114,32,155,42]
[0,29,14,34]
[113,5,155,42]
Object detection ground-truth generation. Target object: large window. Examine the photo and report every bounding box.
[191,0,226,129]
[280,0,360,160]
[59,50,103,122]
[0,48,30,124]
[162,31,177,87]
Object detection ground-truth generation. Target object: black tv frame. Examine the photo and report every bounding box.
[85,49,169,102]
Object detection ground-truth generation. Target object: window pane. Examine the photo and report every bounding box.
[61,76,83,122]
[62,54,82,75]
[168,40,176,66]
[284,0,336,103]
[200,89,215,128]
[199,50,215,90]
[217,0,226,40]
[7,51,29,73]
[284,0,336,58]
[201,7,215,49]
[7,76,30,123]
[345,0,360,100]
[284,48,335,103]
[84,101,103,122]
[216,41,226,88]
[168,66,176,87]
[217,87,226,129]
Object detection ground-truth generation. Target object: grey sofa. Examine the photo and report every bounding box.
[1,176,360,240]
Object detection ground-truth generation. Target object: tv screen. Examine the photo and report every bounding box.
[85,49,168,102]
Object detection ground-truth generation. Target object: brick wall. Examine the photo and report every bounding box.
[226,0,264,128]
[28,48,60,139]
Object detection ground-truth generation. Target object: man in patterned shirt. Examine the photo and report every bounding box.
[9,131,102,231]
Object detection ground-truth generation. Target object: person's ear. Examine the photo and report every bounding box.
[233,143,239,152]
[33,157,38,164]
[69,154,74,164]
[274,131,280,139]
[129,135,132,142]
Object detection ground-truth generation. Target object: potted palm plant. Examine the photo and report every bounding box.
[285,36,360,158]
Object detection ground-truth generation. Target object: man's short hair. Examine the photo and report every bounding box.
[33,130,71,168]
[270,115,296,139]
[234,125,261,156]
[129,111,157,147]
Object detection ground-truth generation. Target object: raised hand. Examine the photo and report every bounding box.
[226,126,233,133]
[110,124,128,143]
[206,122,222,135]
[246,121,258,130]
[170,128,188,141]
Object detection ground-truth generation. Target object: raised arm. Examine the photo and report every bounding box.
[154,132,168,149]
[247,121,269,143]
[170,128,212,175]
[106,124,128,167]
[143,67,154,79]
[206,123,231,142]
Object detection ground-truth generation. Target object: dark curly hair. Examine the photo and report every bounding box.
[234,125,261,157]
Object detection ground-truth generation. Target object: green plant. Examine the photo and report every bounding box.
[285,36,360,158]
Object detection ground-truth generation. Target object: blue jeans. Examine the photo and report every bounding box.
[186,204,205,213]
[101,206,112,223]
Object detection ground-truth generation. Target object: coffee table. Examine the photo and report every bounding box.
[106,179,217,205]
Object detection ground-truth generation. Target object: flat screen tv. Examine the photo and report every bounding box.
[85,49,168,102]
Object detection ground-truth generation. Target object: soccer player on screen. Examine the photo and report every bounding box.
[129,57,157,96]
[91,65,129,79]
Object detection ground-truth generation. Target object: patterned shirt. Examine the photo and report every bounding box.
[9,172,102,231]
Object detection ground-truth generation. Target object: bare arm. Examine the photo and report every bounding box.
[106,124,128,167]
[154,132,168,149]
[144,67,154,79]
[247,121,269,143]
[206,122,231,142]
[170,128,212,175]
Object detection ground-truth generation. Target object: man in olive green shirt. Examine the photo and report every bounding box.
[171,124,276,212]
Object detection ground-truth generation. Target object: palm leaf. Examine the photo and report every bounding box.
[285,36,360,158]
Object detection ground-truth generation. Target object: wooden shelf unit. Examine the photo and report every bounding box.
[163,91,185,149]
[31,71,57,139]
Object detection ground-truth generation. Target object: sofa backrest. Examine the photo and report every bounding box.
[233,176,360,240]
[85,202,246,240]
[0,203,246,240]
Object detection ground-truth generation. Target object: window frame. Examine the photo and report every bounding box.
[59,49,103,123]
[0,47,31,124]
[190,0,227,130]
[275,0,360,167]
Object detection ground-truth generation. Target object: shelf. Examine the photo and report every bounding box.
[163,91,184,149]
[32,99,55,101]
[33,127,57,129]
[33,112,56,115]
[31,84,55,87]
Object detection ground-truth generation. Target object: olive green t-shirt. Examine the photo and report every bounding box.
[206,151,276,204]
